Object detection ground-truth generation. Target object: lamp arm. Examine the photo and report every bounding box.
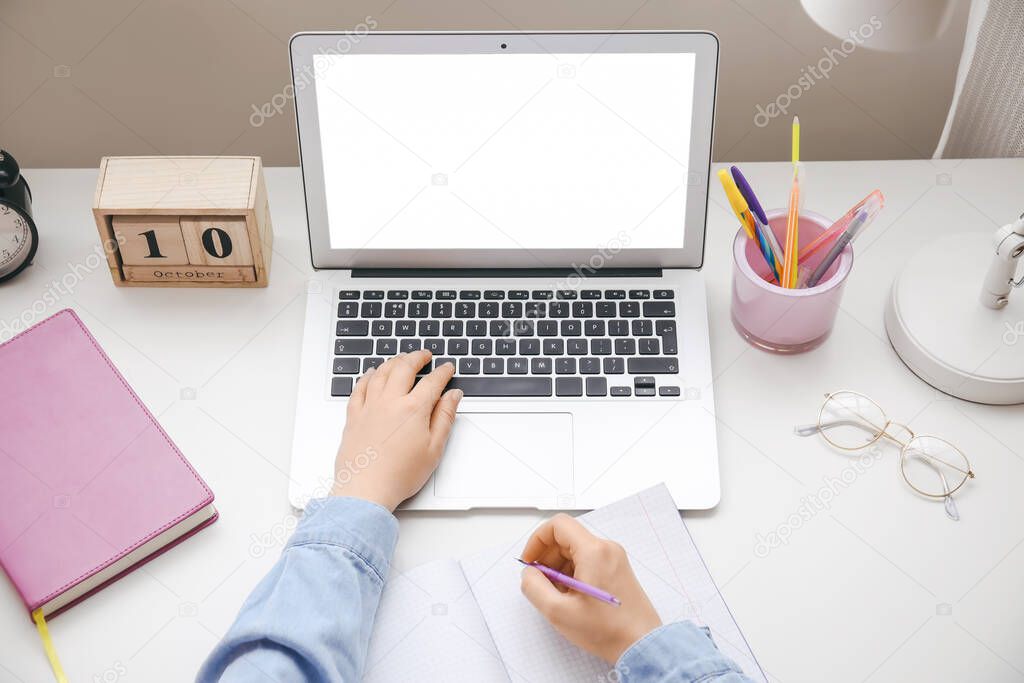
[980,214,1024,310]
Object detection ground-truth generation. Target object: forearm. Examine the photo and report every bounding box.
[616,622,754,683]
[197,497,398,683]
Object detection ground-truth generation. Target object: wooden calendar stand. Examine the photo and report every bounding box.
[93,156,272,287]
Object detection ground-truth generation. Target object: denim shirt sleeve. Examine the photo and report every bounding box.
[196,496,398,683]
[616,621,755,683]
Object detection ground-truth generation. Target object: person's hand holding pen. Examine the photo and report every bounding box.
[520,514,662,664]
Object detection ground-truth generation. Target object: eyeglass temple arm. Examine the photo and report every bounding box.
[794,419,869,436]
[937,468,960,520]
[906,450,961,520]
[794,423,822,437]
[794,418,894,438]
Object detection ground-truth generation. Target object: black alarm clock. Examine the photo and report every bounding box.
[0,150,38,283]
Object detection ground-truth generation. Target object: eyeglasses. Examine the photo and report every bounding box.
[795,391,975,520]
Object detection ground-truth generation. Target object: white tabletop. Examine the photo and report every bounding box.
[2,160,1023,683]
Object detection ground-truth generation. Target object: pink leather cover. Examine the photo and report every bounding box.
[0,309,215,616]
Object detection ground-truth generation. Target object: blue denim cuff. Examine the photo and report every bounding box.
[617,621,745,682]
[287,496,399,584]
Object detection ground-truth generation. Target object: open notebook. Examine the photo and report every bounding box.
[364,485,765,682]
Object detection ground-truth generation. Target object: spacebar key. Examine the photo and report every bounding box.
[447,377,552,396]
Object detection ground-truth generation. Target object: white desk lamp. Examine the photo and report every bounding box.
[981,215,1024,308]
[886,217,1024,404]
[800,0,956,53]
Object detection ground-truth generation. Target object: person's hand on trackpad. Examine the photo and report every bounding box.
[330,350,464,511]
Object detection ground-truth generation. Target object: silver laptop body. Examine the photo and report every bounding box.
[288,31,721,510]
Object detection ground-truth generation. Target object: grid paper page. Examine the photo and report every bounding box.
[364,559,510,682]
[459,485,767,683]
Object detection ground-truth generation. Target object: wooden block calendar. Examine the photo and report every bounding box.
[93,156,272,287]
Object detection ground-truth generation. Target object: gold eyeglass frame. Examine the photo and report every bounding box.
[813,391,976,499]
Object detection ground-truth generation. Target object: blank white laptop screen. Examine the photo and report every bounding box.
[312,52,696,251]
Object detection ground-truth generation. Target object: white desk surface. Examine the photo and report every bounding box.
[2,160,1023,683]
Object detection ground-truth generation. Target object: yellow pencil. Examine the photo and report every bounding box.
[792,116,800,176]
[782,117,801,288]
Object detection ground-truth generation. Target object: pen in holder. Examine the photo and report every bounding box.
[731,209,853,353]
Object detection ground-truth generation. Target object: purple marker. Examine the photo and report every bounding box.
[517,559,621,606]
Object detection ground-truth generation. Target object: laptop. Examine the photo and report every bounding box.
[288,31,720,511]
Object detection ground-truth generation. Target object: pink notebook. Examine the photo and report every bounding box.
[0,309,217,621]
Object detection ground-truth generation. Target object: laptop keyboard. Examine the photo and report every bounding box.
[330,288,681,398]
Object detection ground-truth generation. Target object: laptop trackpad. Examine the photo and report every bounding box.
[434,413,574,502]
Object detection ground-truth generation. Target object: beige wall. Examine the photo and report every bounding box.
[0,0,969,167]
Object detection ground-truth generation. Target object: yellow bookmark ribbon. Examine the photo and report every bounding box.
[31,609,68,683]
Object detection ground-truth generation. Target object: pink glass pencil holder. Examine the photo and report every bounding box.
[731,209,853,353]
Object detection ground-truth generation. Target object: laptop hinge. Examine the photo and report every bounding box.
[350,267,662,278]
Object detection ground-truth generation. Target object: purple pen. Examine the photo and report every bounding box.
[730,166,768,226]
[517,559,621,606]
[732,165,785,275]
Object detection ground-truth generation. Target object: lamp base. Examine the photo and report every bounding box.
[885,232,1024,405]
